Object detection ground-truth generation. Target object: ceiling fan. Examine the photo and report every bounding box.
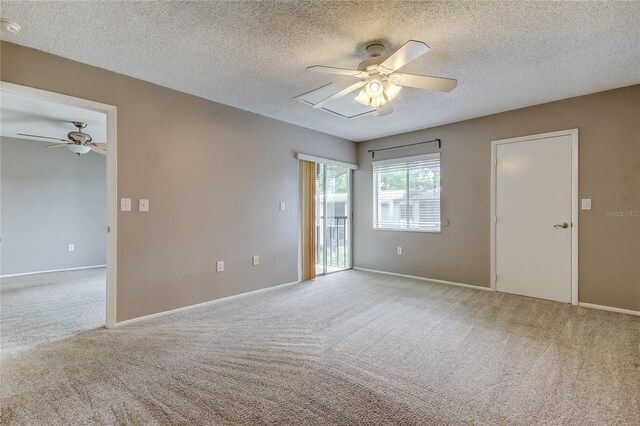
[18,121,106,156]
[301,40,457,117]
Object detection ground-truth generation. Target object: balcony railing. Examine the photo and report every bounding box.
[316,216,348,269]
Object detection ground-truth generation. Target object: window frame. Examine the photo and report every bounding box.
[372,153,441,233]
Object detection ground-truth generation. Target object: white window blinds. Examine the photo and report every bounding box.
[372,153,441,232]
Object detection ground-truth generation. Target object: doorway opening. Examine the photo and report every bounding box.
[0,82,117,358]
[298,154,356,281]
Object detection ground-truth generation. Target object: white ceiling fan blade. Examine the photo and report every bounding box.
[90,145,107,156]
[313,80,366,109]
[44,143,71,148]
[376,103,393,116]
[379,40,430,73]
[18,133,68,142]
[306,65,367,78]
[394,73,457,92]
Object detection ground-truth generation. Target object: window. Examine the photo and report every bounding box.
[373,153,440,232]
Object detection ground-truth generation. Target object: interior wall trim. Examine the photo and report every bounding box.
[355,269,639,317]
[0,264,106,278]
[578,302,640,317]
[296,153,358,170]
[115,280,301,327]
[353,267,491,291]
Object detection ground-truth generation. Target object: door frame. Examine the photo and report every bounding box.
[296,153,357,278]
[490,129,579,305]
[1,81,119,327]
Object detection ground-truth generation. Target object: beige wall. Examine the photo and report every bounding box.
[1,42,356,321]
[2,41,637,317]
[1,137,106,275]
[354,85,640,311]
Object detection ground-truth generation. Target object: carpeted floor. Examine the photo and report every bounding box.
[1,270,639,425]
[1,267,105,357]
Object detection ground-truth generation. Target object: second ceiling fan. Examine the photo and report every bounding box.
[303,40,457,117]
[18,121,106,156]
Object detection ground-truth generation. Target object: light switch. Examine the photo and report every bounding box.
[120,198,131,212]
[216,261,224,272]
[581,198,592,210]
[68,244,75,252]
[279,201,286,211]
[252,255,260,266]
[139,199,149,212]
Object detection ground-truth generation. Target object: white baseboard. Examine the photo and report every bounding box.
[354,268,639,316]
[578,302,640,317]
[115,280,300,327]
[0,264,106,278]
[353,267,491,291]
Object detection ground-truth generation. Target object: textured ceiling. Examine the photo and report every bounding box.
[1,1,638,141]
[0,90,107,143]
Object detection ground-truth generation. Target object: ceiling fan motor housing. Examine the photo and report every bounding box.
[67,122,91,144]
[357,44,390,74]
[67,131,92,144]
[365,43,385,57]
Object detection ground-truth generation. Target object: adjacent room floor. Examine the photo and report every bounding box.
[0,267,105,358]
[1,270,638,425]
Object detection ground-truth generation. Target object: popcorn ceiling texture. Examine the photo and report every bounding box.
[1,1,638,141]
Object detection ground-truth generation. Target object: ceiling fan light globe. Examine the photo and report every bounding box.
[384,82,402,101]
[354,89,371,106]
[68,144,92,155]
[370,95,387,108]
[365,78,384,98]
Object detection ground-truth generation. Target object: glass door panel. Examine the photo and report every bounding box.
[315,163,351,275]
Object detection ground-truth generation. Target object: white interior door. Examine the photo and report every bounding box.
[494,132,577,303]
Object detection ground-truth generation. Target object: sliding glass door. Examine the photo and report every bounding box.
[315,163,351,275]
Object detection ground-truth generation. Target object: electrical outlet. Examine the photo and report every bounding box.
[252,255,260,266]
[139,199,149,212]
[68,244,75,252]
[216,260,224,272]
[279,201,286,211]
[397,247,403,255]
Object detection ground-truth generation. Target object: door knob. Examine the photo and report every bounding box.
[554,223,569,229]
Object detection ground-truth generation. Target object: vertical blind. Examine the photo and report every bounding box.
[372,153,441,232]
[300,160,317,281]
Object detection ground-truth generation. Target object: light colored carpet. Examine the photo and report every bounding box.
[1,268,105,357]
[1,270,639,425]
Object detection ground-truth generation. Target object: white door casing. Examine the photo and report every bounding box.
[490,129,578,304]
[1,82,119,327]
